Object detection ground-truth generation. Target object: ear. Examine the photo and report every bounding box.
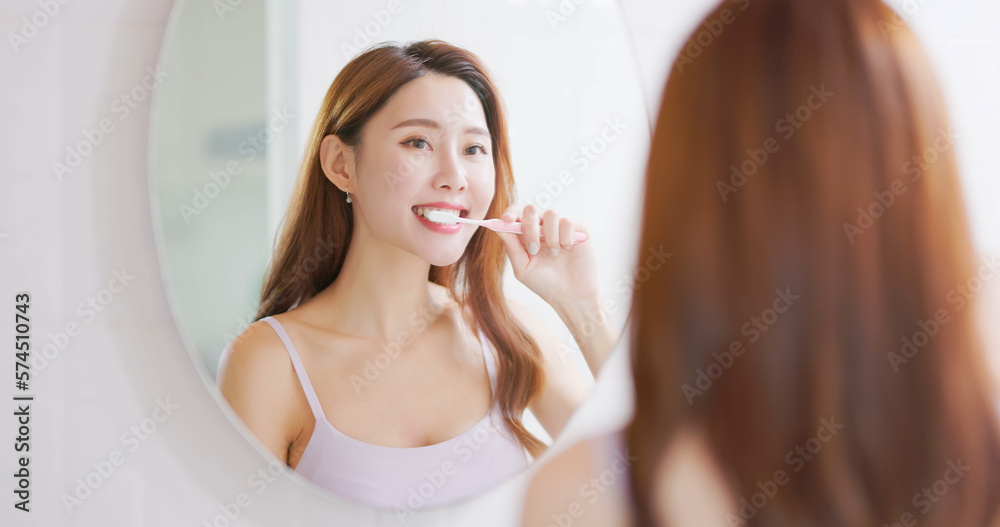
[319,134,355,190]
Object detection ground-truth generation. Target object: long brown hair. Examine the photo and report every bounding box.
[256,40,547,458]
[626,0,1000,525]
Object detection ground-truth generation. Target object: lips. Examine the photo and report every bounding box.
[411,201,468,234]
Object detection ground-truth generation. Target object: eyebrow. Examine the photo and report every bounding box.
[391,118,490,138]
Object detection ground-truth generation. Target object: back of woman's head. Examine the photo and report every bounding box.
[626,0,1000,524]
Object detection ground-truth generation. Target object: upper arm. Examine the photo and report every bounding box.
[508,298,589,440]
[216,320,304,464]
[520,437,634,527]
[522,431,734,527]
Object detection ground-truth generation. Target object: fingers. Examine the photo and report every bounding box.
[542,209,561,256]
[501,204,518,223]
[497,230,529,271]
[497,204,582,258]
[522,205,540,255]
[558,217,575,250]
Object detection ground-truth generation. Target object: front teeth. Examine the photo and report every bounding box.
[413,206,462,225]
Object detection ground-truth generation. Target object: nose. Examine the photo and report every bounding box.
[435,149,468,192]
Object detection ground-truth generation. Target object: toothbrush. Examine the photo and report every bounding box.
[424,210,588,243]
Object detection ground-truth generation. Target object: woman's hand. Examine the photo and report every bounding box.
[495,204,600,307]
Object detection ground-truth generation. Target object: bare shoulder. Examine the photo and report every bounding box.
[216,317,307,461]
[521,432,635,527]
[522,429,734,527]
[218,318,294,391]
[652,428,736,526]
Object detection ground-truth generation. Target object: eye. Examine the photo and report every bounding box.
[466,144,488,155]
[402,136,430,150]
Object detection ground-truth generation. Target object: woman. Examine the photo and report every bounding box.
[521,0,1000,525]
[216,40,619,511]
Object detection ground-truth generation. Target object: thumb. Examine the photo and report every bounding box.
[496,231,529,271]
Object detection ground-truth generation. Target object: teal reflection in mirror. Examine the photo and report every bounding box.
[149,0,648,515]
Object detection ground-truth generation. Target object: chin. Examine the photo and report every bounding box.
[420,245,468,267]
[425,253,464,267]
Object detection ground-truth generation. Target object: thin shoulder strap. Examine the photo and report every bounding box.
[261,316,327,421]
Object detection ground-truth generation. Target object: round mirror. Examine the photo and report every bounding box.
[149,0,649,515]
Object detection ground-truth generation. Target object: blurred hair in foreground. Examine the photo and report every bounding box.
[625,0,1000,525]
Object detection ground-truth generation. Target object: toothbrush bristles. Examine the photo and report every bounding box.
[423,210,463,225]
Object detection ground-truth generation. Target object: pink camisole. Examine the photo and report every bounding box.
[257,316,530,511]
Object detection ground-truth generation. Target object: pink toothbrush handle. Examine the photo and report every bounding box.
[480,219,588,243]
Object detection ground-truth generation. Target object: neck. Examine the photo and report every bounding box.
[310,224,451,341]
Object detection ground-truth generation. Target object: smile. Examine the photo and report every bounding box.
[411,204,467,234]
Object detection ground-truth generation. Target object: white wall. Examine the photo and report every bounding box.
[1,0,997,526]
